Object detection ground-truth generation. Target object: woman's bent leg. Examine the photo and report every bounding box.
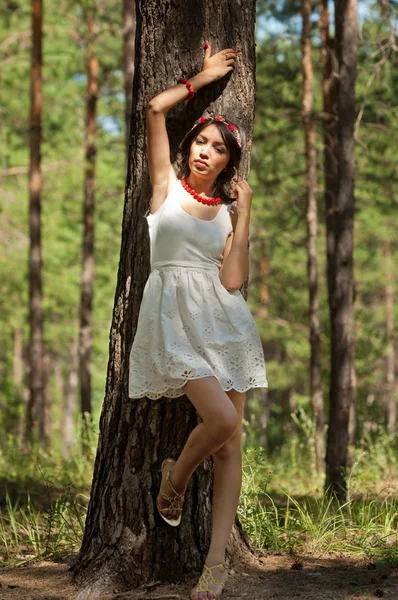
[157,377,239,521]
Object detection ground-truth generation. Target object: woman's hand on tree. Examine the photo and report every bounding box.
[231,179,252,218]
[202,42,237,82]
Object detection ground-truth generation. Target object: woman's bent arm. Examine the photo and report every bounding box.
[147,72,216,201]
[146,44,236,208]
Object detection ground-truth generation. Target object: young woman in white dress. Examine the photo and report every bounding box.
[139,43,266,600]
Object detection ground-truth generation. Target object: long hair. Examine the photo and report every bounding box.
[176,118,245,205]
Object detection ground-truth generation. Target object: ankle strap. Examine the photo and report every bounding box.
[204,562,228,570]
[166,467,185,497]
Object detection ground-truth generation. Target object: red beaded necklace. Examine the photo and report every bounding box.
[181,176,222,206]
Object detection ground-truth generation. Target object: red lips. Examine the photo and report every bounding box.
[195,159,208,167]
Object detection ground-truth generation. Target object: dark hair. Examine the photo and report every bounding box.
[177,118,245,205]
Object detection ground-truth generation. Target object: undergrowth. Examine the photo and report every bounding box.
[0,417,397,567]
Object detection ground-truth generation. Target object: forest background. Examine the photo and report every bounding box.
[0,0,398,587]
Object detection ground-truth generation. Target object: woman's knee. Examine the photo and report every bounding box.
[213,429,242,460]
[207,404,240,445]
[183,376,239,444]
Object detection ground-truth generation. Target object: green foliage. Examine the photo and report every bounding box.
[250,1,398,442]
[238,436,398,562]
[0,0,124,428]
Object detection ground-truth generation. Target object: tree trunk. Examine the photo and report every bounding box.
[40,350,52,450]
[383,237,396,433]
[26,0,44,447]
[347,337,357,467]
[123,0,136,160]
[79,9,98,450]
[324,0,358,503]
[301,0,325,473]
[259,388,269,450]
[72,1,257,595]
[61,334,79,460]
[13,328,24,436]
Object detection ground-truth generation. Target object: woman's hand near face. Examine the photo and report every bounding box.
[202,42,237,82]
[231,179,252,218]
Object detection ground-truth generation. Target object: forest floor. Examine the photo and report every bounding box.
[1,553,397,600]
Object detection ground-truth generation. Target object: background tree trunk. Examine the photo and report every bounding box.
[258,388,269,450]
[383,237,396,433]
[26,0,44,447]
[324,0,358,502]
[123,0,135,161]
[13,328,24,436]
[301,0,325,473]
[79,9,98,451]
[62,334,79,460]
[72,1,257,596]
[40,350,52,450]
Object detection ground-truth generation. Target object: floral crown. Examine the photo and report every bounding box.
[190,115,242,148]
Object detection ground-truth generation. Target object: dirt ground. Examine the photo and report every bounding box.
[0,554,397,600]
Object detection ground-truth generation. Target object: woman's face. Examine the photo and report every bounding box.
[188,124,231,180]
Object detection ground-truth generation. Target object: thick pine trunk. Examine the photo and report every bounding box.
[301,0,325,473]
[72,1,257,596]
[26,0,44,447]
[79,10,98,447]
[324,0,358,502]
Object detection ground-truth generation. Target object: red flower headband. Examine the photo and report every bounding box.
[190,115,242,148]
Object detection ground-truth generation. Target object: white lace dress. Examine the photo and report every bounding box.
[128,179,268,399]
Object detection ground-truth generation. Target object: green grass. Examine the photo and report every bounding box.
[238,417,398,564]
[0,419,397,567]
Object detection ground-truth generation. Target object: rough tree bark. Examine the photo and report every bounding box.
[324,0,358,502]
[79,9,98,448]
[26,0,44,447]
[72,1,257,596]
[301,0,325,473]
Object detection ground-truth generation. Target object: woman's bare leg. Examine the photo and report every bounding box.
[157,377,239,521]
[191,390,245,600]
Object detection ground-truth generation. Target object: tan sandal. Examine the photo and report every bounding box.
[191,562,228,599]
[156,458,185,527]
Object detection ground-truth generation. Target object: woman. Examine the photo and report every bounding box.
[129,42,268,600]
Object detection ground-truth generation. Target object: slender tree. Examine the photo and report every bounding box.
[72,1,257,595]
[61,334,79,459]
[26,0,46,447]
[123,0,135,157]
[301,0,325,472]
[13,328,24,436]
[78,7,98,449]
[383,237,396,433]
[324,0,358,502]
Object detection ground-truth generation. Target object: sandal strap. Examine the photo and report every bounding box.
[158,459,186,514]
[166,467,185,498]
[161,458,176,470]
[196,563,227,593]
[158,490,185,512]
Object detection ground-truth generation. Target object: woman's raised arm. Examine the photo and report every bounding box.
[146,43,237,213]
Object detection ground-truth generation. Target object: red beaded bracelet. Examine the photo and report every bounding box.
[177,77,195,100]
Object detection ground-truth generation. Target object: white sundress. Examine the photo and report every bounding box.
[128,178,268,400]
